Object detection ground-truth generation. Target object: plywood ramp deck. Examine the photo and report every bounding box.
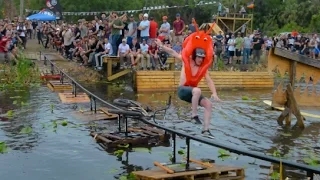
[133,164,245,180]
[135,71,274,92]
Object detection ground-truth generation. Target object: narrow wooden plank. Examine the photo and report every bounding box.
[140,127,165,134]
[107,69,131,81]
[102,133,123,140]
[133,165,244,179]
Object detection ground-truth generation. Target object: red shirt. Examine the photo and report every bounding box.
[148,45,158,54]
[149,20,158,38]
[173,20,185,36]
[0,36,10,52]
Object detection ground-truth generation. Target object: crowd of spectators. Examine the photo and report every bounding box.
[2,12,316,71]
[0,17,33,62]
[273,31,320,59]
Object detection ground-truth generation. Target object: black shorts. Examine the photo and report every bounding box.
[229,51,235,57]
[177,86,205,105]
[236,49,241,57]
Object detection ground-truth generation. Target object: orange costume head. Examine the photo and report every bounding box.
[182,20,215,87]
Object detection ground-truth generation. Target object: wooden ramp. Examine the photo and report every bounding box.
[90,127,170,148]
[58,92,90,103]
[47,81,72,91]
[133,163,245,180]
[135,71,274,92]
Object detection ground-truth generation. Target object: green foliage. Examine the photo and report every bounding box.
[0,142,9,154]
[20,126,33,134]
[0,54,41,88]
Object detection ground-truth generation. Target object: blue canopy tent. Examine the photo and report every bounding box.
[26,13,56,21]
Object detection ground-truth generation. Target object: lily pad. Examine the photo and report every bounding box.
[20,126,33,134]
[0,142,9,154]
[242,96,249,100]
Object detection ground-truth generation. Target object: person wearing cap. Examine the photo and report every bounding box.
[154,39,221,136]
[158,16,170,41]
[252,32,264,64]
[110,12,125,56]
[118,38,130,69]
[138,13,150,43]
[127,14,137,45]
[173,13,185,44]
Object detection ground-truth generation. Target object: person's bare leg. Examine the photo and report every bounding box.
[191,87,201,117]
[200,99,213,131]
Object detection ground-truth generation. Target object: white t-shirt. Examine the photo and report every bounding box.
[17,25,26,37]
[139,20,150,37]
[228,39,236,51]
[104,42,113,55]
[140,43,149,53]
[118,43,130,54]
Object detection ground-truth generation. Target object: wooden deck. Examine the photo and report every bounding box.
[135,71,274,92]
[133,163,245,180]
[58,92,90,103]
[47,80,73,91]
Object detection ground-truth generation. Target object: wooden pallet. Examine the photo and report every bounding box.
[133,164,245,180]
[90,126,170,148]
[72,107,119,121]
[58,92,90,103]
[47,80,72,91]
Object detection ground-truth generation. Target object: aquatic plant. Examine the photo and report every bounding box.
[0,53,41,90]
[0,142,9,154]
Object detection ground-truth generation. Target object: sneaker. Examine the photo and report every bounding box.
[191,116,202,124]
[201,130,214,136]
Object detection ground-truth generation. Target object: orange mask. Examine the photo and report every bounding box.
[182,21,215,87]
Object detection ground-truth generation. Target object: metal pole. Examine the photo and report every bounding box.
[171,133,176,163]
[125,117,128,137]
[186,137,190,170]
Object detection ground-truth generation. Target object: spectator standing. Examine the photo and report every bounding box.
[242,34,252,64]
[138,13,150,43]
[235,32,244,64]
[252,32,265,64]
[110,12,124,56]
[173,13,185,44]
[158,16,170,41]
[127,14,137,45]
[149,17,158,43]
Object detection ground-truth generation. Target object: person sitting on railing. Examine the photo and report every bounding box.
[129,37,142,70]
[148,40,159,70]
[94,37,113,71]
[118,38,130,69]
[140,38,151,70]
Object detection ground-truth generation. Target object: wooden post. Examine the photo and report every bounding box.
[107,58,113,78]
[277,84,304,128]
[277,61,304,128]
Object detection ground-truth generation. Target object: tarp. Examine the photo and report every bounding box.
[26,13,56,21]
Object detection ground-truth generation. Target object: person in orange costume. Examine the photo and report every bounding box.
[154,21,221,136]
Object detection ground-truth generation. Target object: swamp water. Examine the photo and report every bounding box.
[0,81,319,180]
